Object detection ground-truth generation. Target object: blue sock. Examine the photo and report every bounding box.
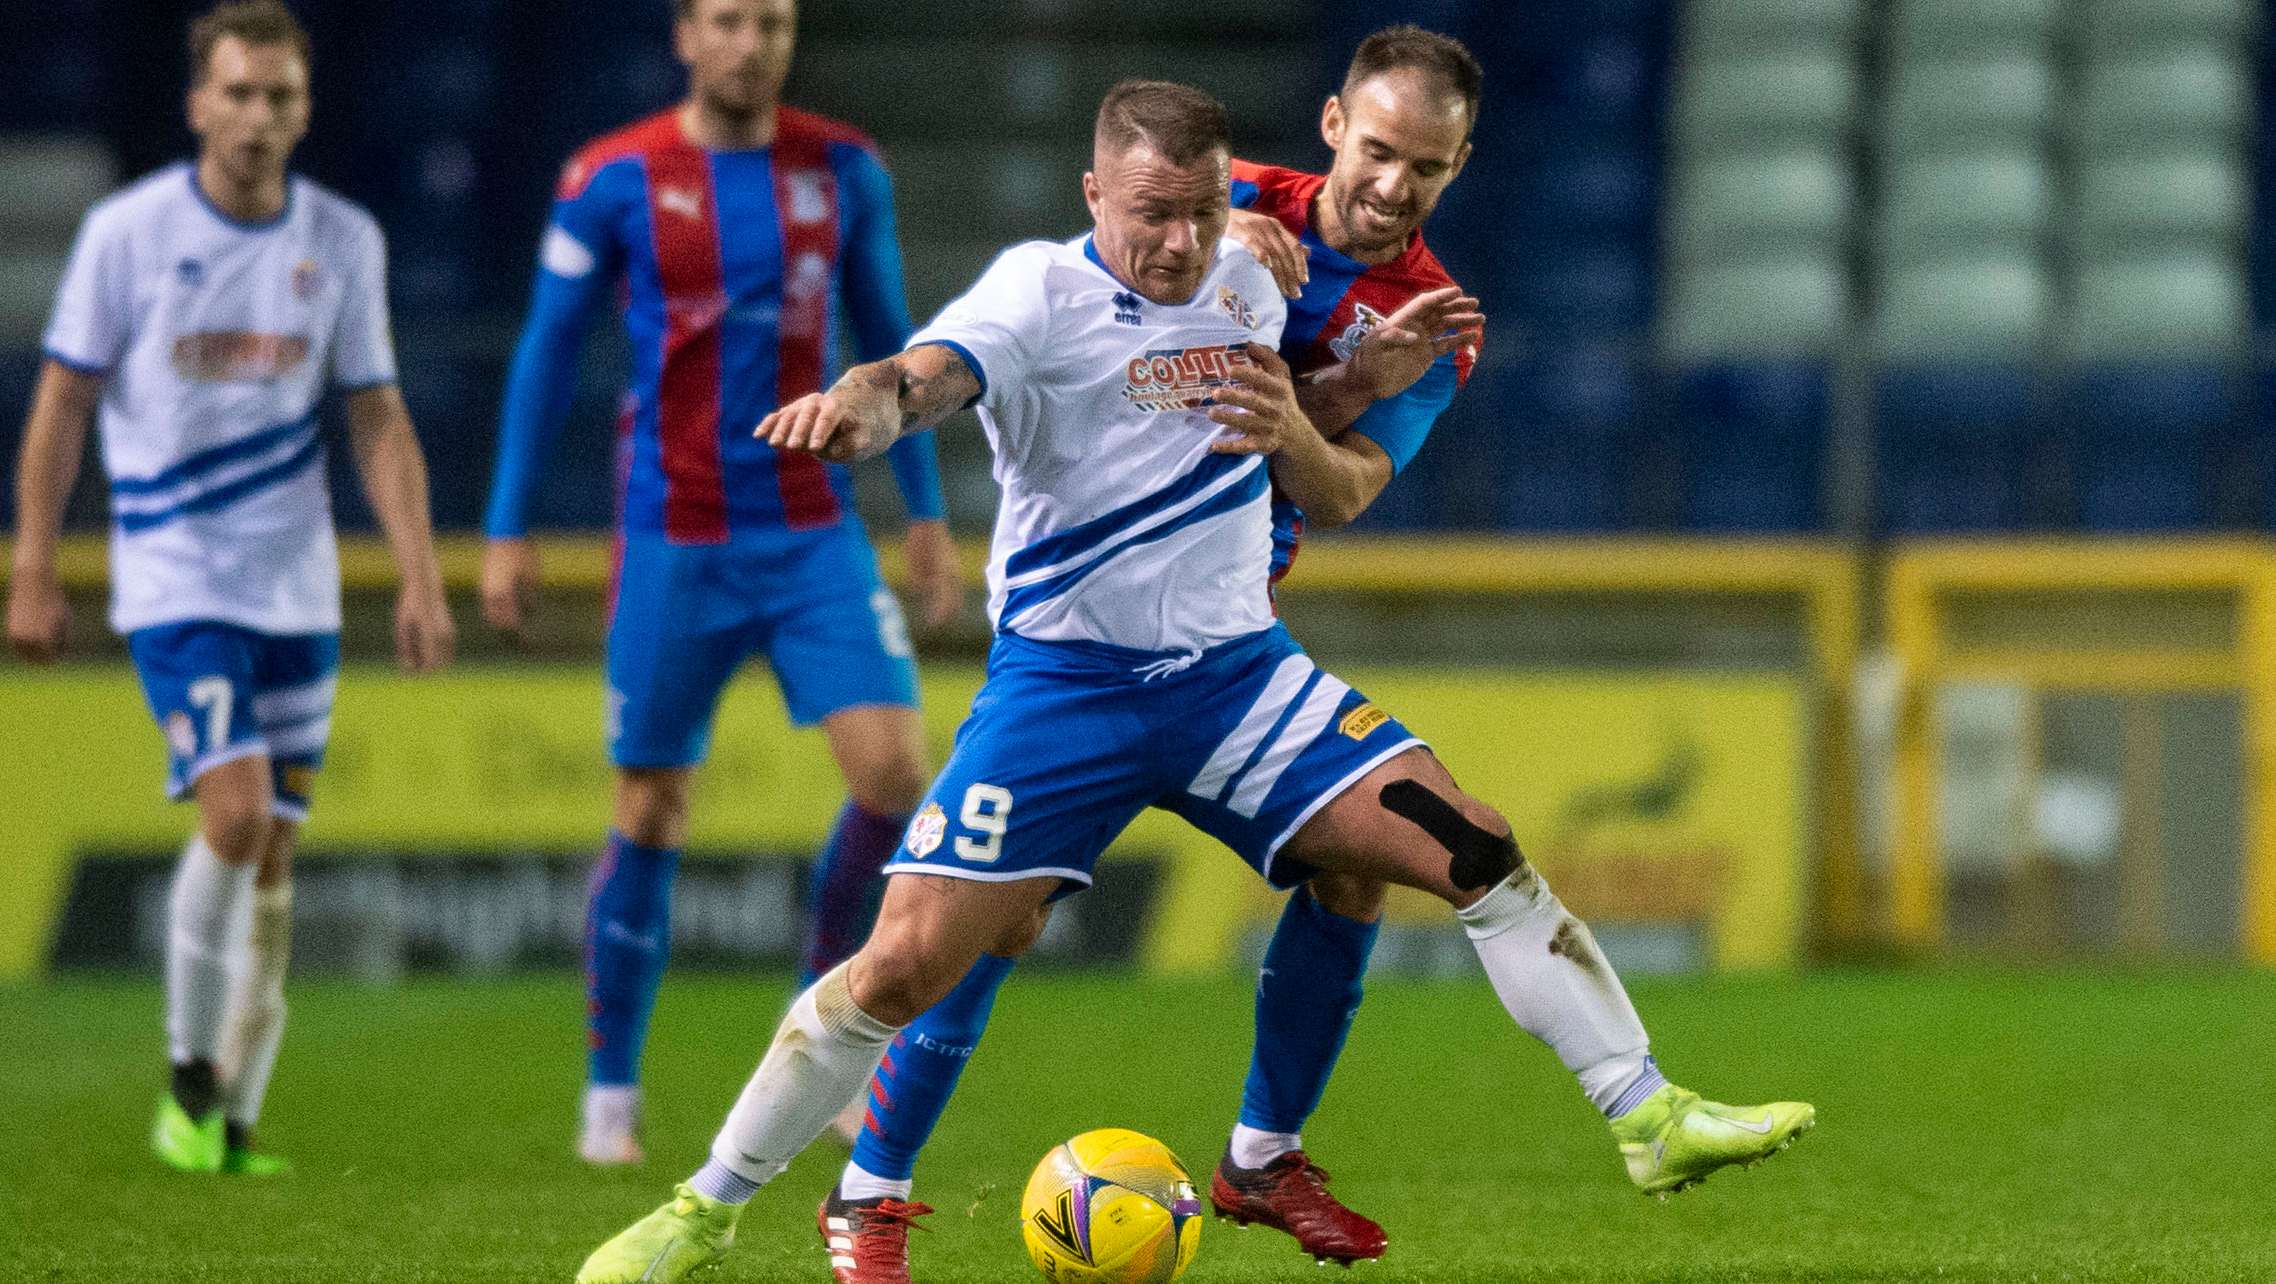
[585,832,679,1087]
[849,952,1017,1181]
[1238,886,1380,1135]
[798,802,907,987]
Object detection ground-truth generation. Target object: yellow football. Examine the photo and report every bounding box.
[1019,1128,1203,1284]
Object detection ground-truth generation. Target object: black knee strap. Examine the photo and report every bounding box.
[1379,779,1523,891]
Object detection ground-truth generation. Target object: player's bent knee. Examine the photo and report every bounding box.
[847,940,965,1026]
[1379,779,1524,893]
[849,755,931,817]
[989,905,1051,959]
[1308,872,1388,922]
[612,768,691,846]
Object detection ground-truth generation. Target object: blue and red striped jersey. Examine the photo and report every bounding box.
[1230,159,1477,583]
[486,107,944,543]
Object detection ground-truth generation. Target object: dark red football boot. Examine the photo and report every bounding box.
[816,1188,933,1284]
[1209,1149,1387,1265]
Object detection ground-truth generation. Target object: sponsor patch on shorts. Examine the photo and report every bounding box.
[1339,703,1389,740]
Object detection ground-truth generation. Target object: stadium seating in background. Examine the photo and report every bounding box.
[1671,361,1827,532]
[2062,365,2238,531]
[1875,365,2048,532]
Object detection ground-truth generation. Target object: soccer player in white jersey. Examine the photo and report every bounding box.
[6,0,453,1176]
[574,80,1811,1284]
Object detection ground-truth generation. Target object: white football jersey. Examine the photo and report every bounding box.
[43,163,397,635]
[910,234,1286,656]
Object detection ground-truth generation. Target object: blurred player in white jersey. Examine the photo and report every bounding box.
[6,0,453,1176]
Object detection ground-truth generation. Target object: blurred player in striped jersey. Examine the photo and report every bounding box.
[478,0,959,1166]
[7,0,454,1177]
[808,30,1812,1280]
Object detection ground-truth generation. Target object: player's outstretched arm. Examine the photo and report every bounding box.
[345,385,454,674]
[757,343,979,465]
[7,360,100,664]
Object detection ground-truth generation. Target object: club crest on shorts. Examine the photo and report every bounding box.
[905,802,947,858]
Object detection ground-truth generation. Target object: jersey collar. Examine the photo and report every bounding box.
[184,163,294,233]
[1082,234,1212,307]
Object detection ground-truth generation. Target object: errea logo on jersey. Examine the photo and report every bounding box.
[656,185,704,221]
[1122,343,1253,413]
[1328,301,1389,362]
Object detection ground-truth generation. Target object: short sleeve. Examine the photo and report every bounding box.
[907,242,1054,413]
[1348,355,1459,475]
[330,215,398,390]
[43,203,133,374]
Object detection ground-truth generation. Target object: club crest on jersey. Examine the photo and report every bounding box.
[1122,343,1253,413]
[1216,285,1258,330]
[1328,300,1390,362]
[785,171,831,223]
[175,258,205,287]
[1112,291,1143,325]
[656,184,704,221]
[905,803,947,859]
[292,259,323,301]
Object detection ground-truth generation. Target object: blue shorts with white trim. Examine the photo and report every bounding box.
[126,621,340,822]
[885,623,1423,897]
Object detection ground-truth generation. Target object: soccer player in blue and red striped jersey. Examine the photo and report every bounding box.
[478,0,959,1167]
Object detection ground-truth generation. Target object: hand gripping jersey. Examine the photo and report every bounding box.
[484,107,943,542]
[43,164,396,635]
[1228,159,1478,581]
[909,235,1287,657]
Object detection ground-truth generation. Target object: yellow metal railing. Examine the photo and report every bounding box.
[1885,539,2276,962]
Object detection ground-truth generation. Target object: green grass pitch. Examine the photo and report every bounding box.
[2,968,2268,1283]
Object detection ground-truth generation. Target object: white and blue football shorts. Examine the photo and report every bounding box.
[886,623,1424,897]
[126,621,340,822]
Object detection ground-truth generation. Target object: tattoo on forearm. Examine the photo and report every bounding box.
[894,350,981,429]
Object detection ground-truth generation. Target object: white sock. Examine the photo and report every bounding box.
[583,1083,642,1139]
[1228,1124,1301,1170]
[1457,868,1654,1116]
[692,963,901,1203]
[838,1159,914,1202]
[220,881,292,1127]
[167,835,256,1067]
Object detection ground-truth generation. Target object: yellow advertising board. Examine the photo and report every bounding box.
[0,665,1805,979]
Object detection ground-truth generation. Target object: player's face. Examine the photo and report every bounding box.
[1319,68,1472,257]
[677,0,796,120]
[1082,143,1231,306]
[186,37,309,189]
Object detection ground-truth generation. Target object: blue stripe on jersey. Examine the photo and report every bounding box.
[1004,450,1255,581]
[1284,230,1368,350]
[113,431,324,533]
[1001,458,1268,625]
[709,149,792,517]
[108,410,318,496]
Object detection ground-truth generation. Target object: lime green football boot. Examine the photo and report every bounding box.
[1611,1085,1815,1198]
[222,1122,292,1176]
[575,1183,741,1284]
[151,1095,227,1174]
